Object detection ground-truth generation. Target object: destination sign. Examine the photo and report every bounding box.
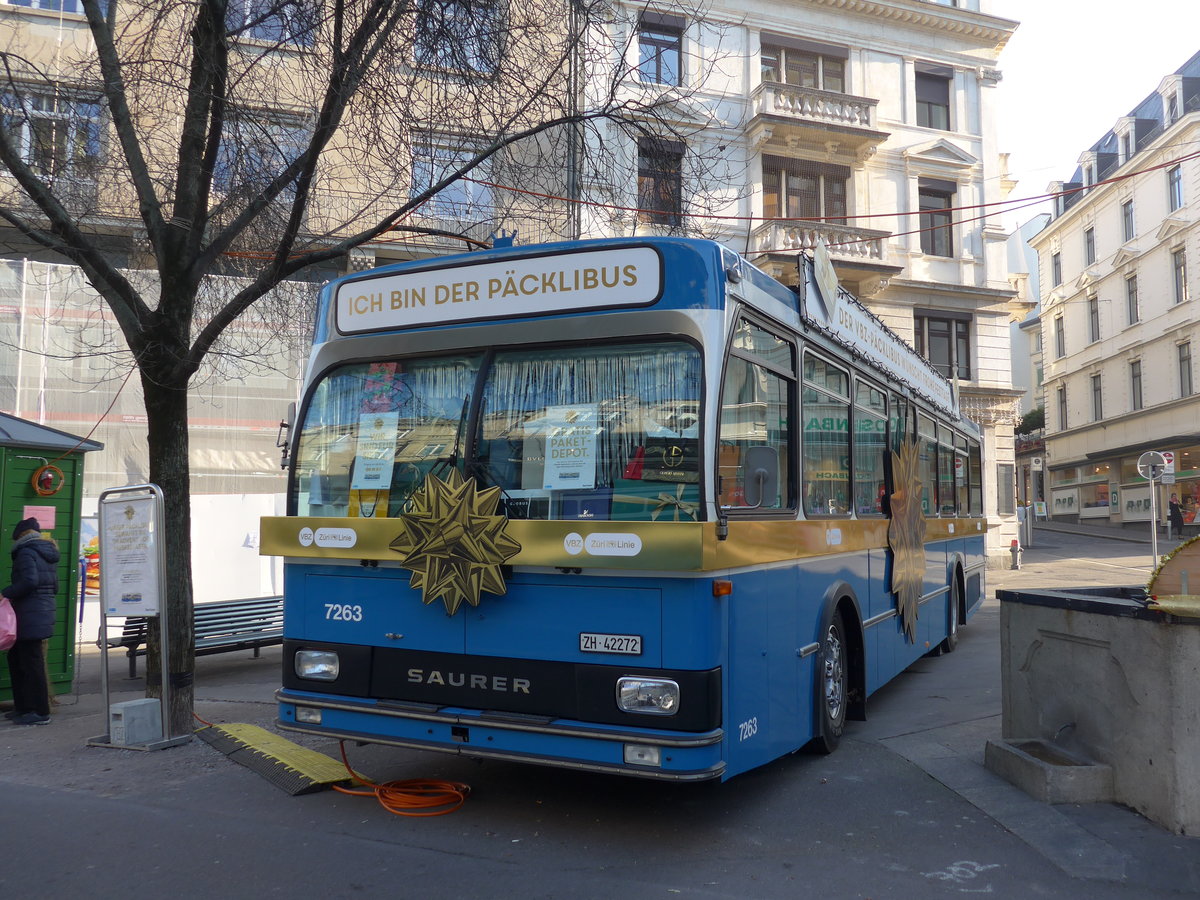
[335,246,663,333]
[805,256,955,413]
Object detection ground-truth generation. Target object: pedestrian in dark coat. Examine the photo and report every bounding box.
[3,517,59,726]
[1169,493,1185,538]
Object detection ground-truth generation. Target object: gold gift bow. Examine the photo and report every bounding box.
[652,484,699,522]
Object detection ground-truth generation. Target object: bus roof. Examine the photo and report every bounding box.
[320,236,961,420]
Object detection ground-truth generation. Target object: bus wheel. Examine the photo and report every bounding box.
[934,577,961,656]
[813,611,848,754]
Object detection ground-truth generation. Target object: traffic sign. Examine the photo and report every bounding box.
[1137,450,1166,480]
[1031,456,1043,472]
[1162,450,1176,474]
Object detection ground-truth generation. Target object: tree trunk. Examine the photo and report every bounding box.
[140,370,195,737]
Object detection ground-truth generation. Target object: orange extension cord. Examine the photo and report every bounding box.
[333,741,471,817]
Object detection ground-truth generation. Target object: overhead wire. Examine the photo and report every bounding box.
[457,146,1200,250]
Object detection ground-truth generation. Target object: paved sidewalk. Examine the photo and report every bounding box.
[1031,518,1194,548]
[908,522,1199,893]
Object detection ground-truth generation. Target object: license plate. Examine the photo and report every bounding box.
[579,632,642,655]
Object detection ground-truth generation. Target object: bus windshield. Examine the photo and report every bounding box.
[292,339,703,521]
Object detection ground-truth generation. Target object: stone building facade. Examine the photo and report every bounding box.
[1028,51,1200,533]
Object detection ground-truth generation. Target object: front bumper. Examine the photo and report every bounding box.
[278,688,726,782]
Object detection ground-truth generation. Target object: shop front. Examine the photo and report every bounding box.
[1048,445,1199,531]
[1048,463,1112,523]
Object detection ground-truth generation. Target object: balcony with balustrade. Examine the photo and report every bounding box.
[748,219,899,295]
[748,82,888,163]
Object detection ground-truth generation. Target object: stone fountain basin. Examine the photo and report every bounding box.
[985,738,1114,805]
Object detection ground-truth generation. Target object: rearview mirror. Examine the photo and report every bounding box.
[277,402,296,469]
[743,446,779,509]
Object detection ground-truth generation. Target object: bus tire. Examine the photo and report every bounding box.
[812,610,848,755]
[934,575,961,656]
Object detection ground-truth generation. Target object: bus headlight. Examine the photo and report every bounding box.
[616,677,679,715]
[294,649,339,681]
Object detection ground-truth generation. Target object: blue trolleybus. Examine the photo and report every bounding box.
[260,236,987,782]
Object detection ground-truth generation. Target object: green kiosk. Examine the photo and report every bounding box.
[1,412,102,703]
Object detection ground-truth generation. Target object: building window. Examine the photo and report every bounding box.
[0,87,102,180]
[1121,132,1132,162]
[1181,342,1194,398]
[913,311,971,380]
[1168,165,1184,212]
[1121,199,1135,241]
[3,0,81,9]
[214,113,310,198]
[918,180,954,257]
[1051,252,1062,287]
[1057,384,1067,430]
[761,42,846,93]
[997,463,1014,515]
[226,0,317,46]
[762,157,848,223]
[1174,248,1189,304]
[1130,360,1143,411]
[1054,315,1065,359]
[1087,295,1100,343]
[414,0,504,73]
[1168,94,1179,122]
[410,143,493,219]
[638,14,683,85]
[1125,274,1139,325]
[1091,373,1103,421]
[915,65,951,130]
[1084,227,1096,265]
[637,137,683,226]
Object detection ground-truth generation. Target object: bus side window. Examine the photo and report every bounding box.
[955,433,969,514]
[802,353,850,517]
[968,438,983,515]
[719,356,792,510]
[937,424,956,515]
[853,380,887,517]
[917,413,938,516]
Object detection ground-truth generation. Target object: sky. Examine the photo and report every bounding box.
[992,1,1197,230]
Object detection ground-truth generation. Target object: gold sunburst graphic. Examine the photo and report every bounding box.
[389,469,522,616]
[888,439,927,643]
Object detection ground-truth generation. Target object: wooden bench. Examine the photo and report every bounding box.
[107,596,284,678]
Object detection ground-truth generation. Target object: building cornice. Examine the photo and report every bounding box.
[801,0,1018,51]
[1043,396,1200,464]
[1085,431,1200,462]
[889,278,1016,301]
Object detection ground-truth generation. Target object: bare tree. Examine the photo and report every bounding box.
[0,0,732,734]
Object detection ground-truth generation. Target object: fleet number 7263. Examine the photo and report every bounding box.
[324,603,363,622]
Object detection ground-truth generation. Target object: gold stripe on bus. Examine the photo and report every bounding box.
[261,516,988,571]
